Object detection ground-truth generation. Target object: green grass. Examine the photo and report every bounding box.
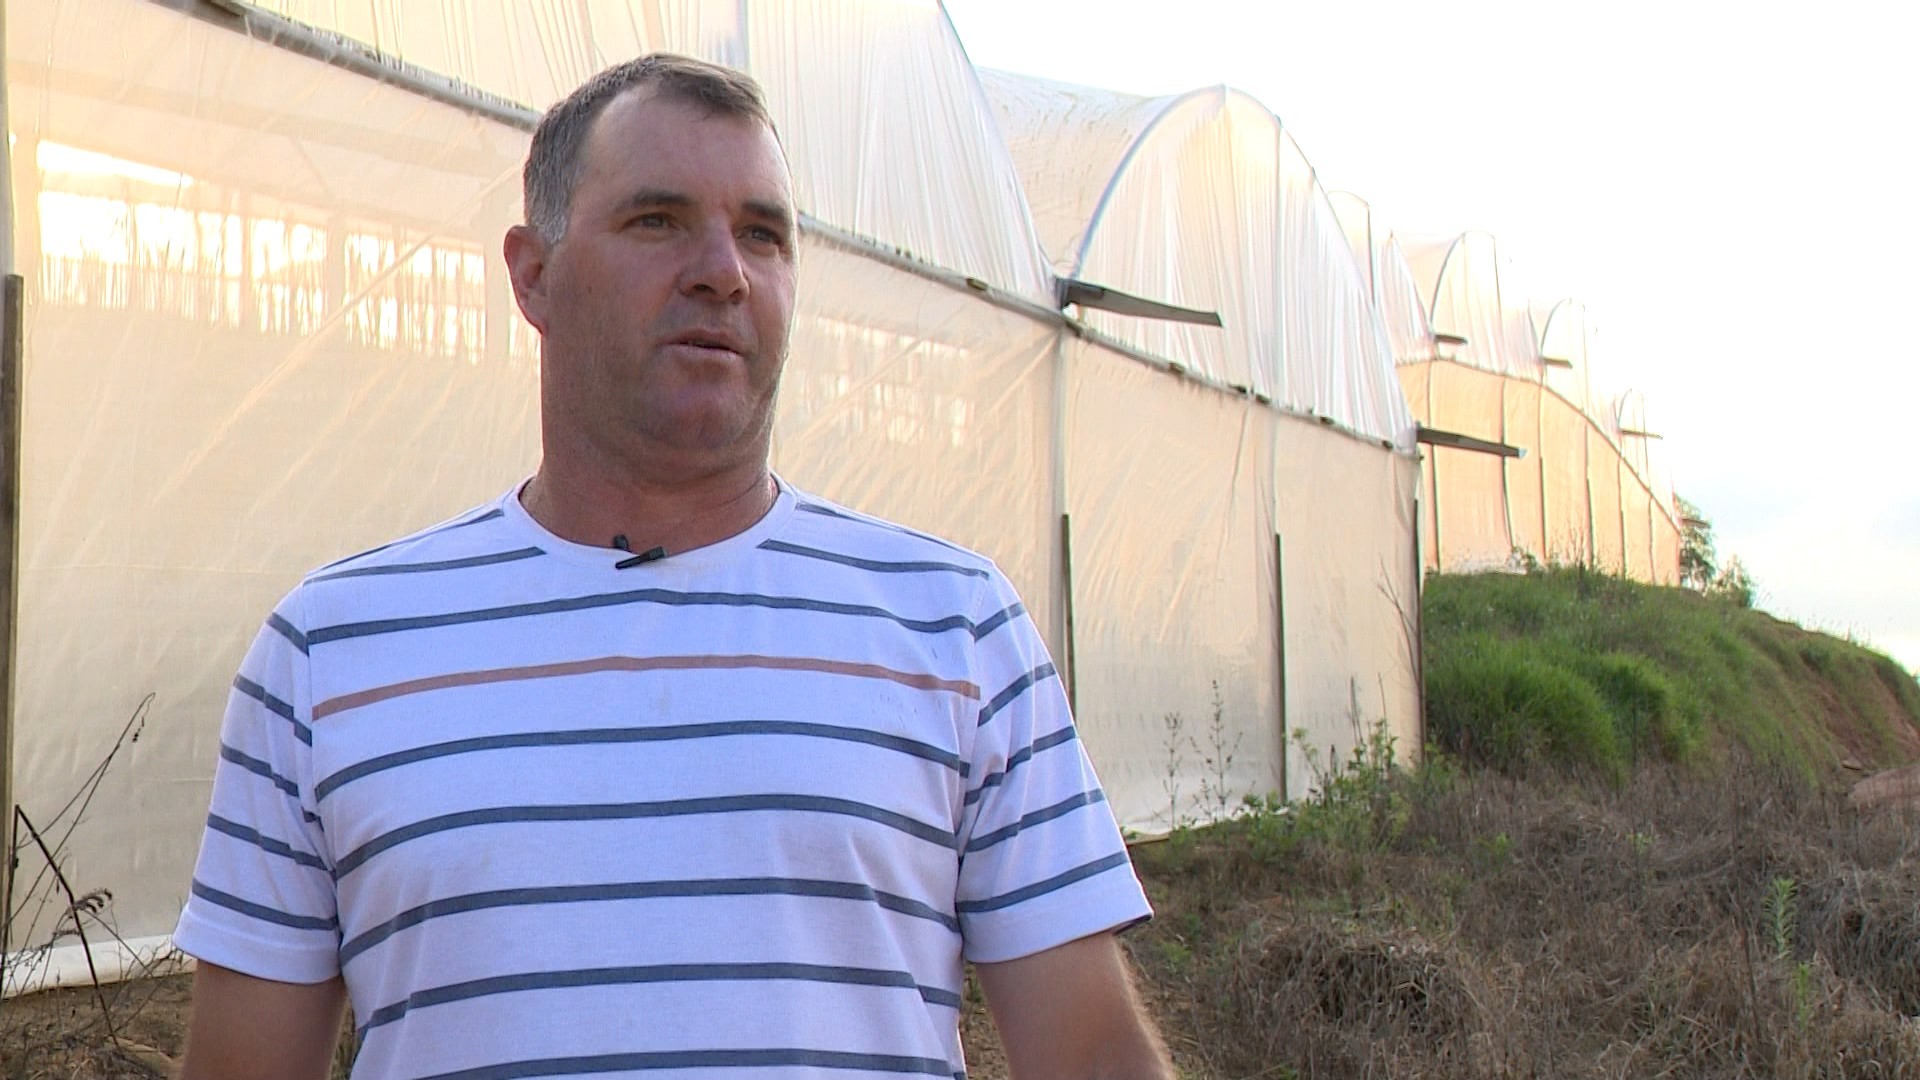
[1422,566,1920,780]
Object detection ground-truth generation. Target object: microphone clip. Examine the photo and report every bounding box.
[613,536,668,569]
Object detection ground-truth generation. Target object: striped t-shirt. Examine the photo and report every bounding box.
[174,478,1150,1080]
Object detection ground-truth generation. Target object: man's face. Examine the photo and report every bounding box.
[515,89,798,473]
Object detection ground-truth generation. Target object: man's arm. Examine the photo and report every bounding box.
[179,962,346,1080]
[975,930,1175,1080]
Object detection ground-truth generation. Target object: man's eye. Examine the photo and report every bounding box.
[746,226,787,246]
[631,213,670,229]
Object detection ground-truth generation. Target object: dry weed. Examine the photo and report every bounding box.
[1064,748,1920,1080]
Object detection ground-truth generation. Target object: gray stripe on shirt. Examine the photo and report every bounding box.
[414,1048,957,1080]
[794,499,973,557]
[309,546,545,583]
[206,814,328,873]
[340,877,959,965]
[312,507,505,574]
[964,726,1079,808]
[189,879,335,932]
[335,795,958,879]
[360,962,960,1034]
[232,676,311,745]
[219,743,299,800]
[757,539,989,579]
[955,851,1133,915]
[971,602,1024,642]
[267,612,308,655]
[976,663,1057,728]
[316,721,965,803]
[965,790,1106,854]
[308,588,976,647]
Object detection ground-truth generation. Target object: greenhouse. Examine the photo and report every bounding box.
[3,0,1428,990]
[1330,200,1681,581]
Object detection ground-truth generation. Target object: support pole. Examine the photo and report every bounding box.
[1412,495,1425,751]
[1537,384,1550,561]
[1273,532,1287,803]
[1617,459,1629,577]
[0,275,21,950]
[1059,513,1079,718]
[1429,451,1442,571]
[1498,379,1516,554]
[0,0,18,946]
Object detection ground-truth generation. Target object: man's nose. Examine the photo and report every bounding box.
[681,224,749,301]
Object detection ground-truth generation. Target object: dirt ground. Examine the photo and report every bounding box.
[3,969,1020,1080]
[1850,759,1920,810]
[2,974,192,1079]
[9,758,1920,1079]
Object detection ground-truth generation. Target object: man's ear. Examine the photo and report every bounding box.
[503,224,552,334]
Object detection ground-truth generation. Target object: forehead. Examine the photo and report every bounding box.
[577,88,792,209]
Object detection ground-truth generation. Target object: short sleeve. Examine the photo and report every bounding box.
[172,589,340,983]
[954,568,1151,963]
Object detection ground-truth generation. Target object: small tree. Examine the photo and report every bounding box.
[1676,495,1716,591]
[1709,555,1756,608]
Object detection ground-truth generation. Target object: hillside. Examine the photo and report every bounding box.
[987,569,1920,1078]
[1422,566,1920,779]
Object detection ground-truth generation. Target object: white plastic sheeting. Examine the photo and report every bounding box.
[4,0,1424,979]
[1062,344,1281,829]
[973,71,1151,280]
[1061,341,1419,830]
[252,0,1057,305]
[1328,192,1435,367]
[1403,357,1681,582]
[7,0,544,980]
[1538,298,1596,413]
[1270,416,1422,802]
[1614,389,1677,539]
[1404,232,1540,379]
[981,71,1414,448]
[773,241,1061,638]
[1359,221,1682,582]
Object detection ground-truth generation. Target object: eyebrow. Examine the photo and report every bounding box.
[613,189,796,230]
[744,199,798,230]
[612,188,694,217]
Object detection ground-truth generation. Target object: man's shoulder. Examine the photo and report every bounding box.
[290,491,532,603]
[777,486,1002,584]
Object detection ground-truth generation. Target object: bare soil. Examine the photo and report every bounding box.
[10,759,1920,1079]
[15,749,1920,1076]
[1850,760,1920,811]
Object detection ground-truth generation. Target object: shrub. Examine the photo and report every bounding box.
[1570,651,1702,763]
[1425,635,1622,775]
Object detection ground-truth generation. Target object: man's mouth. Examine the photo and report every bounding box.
[668,331,746,356]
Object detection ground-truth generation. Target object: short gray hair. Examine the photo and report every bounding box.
[523,54,777,243]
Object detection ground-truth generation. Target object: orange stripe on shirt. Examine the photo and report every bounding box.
[312,654,981,721]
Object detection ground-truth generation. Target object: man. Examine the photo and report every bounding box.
[175,54,1172,1080]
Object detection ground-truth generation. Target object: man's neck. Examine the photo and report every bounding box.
[519,457,778,557]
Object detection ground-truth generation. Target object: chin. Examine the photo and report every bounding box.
[638,407,766,456]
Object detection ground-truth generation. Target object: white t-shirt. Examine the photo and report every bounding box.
[175,479,1150,1080]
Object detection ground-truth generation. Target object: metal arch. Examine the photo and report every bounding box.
[1537,297,1586,366]
[1423,232,1469,334]
[167,0,542,131]
[1326,190,1379,302]
[1069,83,1271,278]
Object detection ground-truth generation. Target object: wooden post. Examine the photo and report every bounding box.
[0,275,22,952]
[1273,532,1287,803]
[1428,451,1442,570]
[1538,387,1550,561]
[0,0,18,946]
[1059,513,1079,718]
[1412,495,1426,751]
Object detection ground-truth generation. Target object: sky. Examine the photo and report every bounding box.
[945,0,1920,672]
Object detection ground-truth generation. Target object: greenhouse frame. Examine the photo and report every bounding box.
[1,0,1672,993]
